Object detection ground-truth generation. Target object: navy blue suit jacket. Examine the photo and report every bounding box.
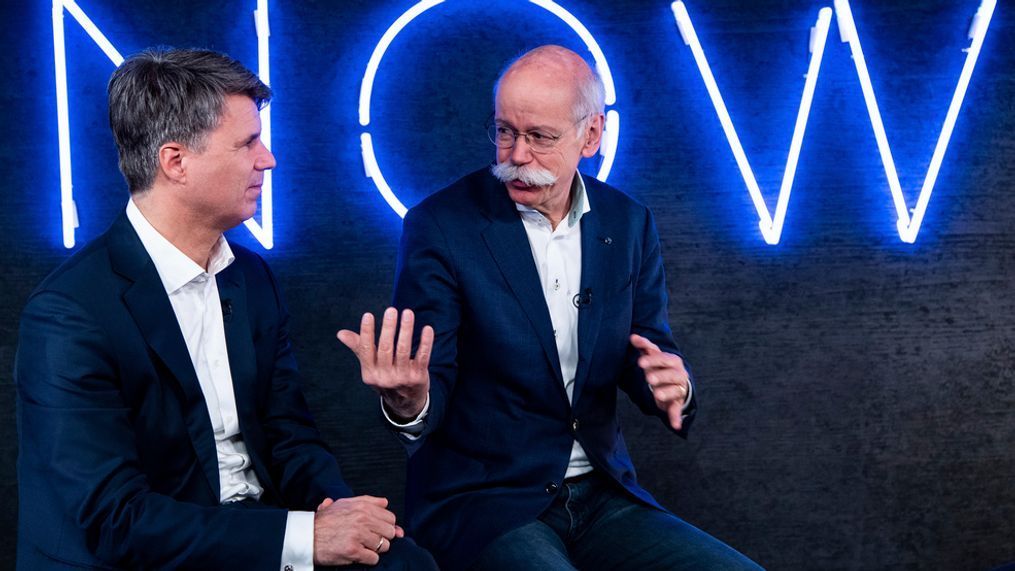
[15,213,352,569]
[393,167,697,569]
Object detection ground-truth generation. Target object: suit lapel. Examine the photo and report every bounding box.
[108,214,221,499]
[573,181,609,406]
[215,265,278,497]
[478,174,565,387]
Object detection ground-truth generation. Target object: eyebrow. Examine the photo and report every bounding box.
[239,132,260,146]
[495,120,557,133]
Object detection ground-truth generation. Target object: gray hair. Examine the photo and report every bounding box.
[107,47,271,193]
[493,46,605,131]
[571,62,605,129]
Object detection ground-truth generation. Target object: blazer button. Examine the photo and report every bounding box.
[571,418,580,433]
[545,481,559,494]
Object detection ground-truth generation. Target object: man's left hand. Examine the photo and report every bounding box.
[630,334,690,431]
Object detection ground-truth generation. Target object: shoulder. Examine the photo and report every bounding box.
[581,174,654,234]
[582,174,649,217]
[30,232,117,306]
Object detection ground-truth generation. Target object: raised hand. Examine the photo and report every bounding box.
[338,307,434,421]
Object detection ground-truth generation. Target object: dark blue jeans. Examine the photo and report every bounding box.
[470,471,764,571]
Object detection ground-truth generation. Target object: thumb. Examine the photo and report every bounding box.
[336,330,359,351]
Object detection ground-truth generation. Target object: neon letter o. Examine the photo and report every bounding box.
[359,0,621,217]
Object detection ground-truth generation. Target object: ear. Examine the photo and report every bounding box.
[157,142,187,184]
[579,113,605,159]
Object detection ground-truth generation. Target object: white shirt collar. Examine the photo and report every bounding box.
[515,171,592,229]
[125,199,235,295]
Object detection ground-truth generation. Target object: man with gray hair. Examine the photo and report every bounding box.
[339,45,762,569]
[16,48,436,570]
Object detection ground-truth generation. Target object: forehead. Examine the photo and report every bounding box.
[214,94,260,137]
[495,66,576,128]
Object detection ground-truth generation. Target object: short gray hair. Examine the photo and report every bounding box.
[571,62,605,128]
[107,47,271,193]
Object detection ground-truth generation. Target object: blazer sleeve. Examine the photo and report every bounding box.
[617,207,697,436]
[256,257,354,507]
[15,289,288,569]
[391,204,461,450]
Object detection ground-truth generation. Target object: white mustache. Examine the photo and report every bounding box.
[491,162,558,188]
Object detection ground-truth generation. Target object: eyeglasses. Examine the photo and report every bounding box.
[486,116,587,154]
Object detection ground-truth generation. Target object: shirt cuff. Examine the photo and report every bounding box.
[281,510,314,571]
[381,393,430,440]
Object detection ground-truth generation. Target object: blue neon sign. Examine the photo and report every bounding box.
[358,0,620,218]
[51,0,277,249]
[672,0,995,245]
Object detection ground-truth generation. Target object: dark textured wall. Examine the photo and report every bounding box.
[1,0,1013,569]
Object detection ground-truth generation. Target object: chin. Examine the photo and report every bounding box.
[507,186,543,204]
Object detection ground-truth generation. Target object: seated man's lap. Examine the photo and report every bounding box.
[471,472,763,571]
[469,520,578,571]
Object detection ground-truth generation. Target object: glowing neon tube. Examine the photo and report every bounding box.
[672,2,832,244]
[834,0,995,243]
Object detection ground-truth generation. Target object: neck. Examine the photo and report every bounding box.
[132,189,221,270]
[538,174,576,230]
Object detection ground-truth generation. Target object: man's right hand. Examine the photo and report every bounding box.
[337,307,434,421]
[313,496,404,566]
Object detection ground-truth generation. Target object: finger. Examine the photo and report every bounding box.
[352,548,380,566]
[629,334,660,355]
[348,501,399,527]
[645,369,685,391]
[652,383,687,404]
[353,495,390,508]
[667,405,684,431]
[376,308,398,363]
[377,536,391,554]
[394,524,405,538]
[317,497,335,511]
[366,515,399,539]
[644,366,685,387]
[395,309,415,369]
[414,325,434,371]
[359,313,377,364]
[638,353,685,373]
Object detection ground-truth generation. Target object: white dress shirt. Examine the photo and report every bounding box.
[386,175,593,477]
[126,200,313,571]
[516,175,593,479]
[387,173,691,478]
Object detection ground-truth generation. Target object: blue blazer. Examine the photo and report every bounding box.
[393,167,696,569]
[15,213,351,569]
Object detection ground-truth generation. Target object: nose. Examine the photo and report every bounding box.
[256,140,276,170]
[509,134,533,165]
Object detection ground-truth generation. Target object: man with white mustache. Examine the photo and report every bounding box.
[339,45,762,571]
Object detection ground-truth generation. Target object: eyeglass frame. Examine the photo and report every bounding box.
[485,114,591,154]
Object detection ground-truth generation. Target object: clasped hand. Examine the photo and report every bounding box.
[313,496,404,566]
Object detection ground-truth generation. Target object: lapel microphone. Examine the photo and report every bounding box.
[573,288,593,310]
[221,299,233,322]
